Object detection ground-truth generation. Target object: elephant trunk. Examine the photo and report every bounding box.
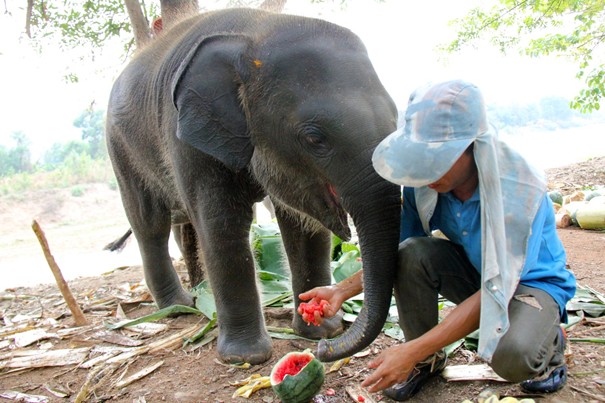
[316,175,401,362]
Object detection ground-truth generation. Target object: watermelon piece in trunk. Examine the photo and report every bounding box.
[270,350,325,403]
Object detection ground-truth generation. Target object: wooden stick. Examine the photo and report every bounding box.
[31,219,88,326]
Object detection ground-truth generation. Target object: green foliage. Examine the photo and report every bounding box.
[42,140,90,170]
[0,132,33,177]
[251,223,288,278]
[70,185,85,197]
[0,157,114,195]
[29,0,144,58]
[0,105,113,194]
[73,109,107,159]
[443,0,605,112]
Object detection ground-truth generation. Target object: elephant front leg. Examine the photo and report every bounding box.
[275,206,344,340]
[195,207,272,365]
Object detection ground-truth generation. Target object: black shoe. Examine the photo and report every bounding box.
[520,327,568,393]
[383,351,447,401]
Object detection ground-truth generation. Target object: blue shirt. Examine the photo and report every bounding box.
[401,186,576,319]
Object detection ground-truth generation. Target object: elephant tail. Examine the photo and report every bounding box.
[103,228,133,252]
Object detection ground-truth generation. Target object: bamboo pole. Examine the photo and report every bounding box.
[31,219,88,326]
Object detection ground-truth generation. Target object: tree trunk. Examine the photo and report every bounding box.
[124,0,152,49]
[159,0,199,31]
[25,0,34,37]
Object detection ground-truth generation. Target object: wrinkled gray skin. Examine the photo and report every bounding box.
[106,8,401,364]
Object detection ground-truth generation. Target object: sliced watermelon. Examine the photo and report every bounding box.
[270,350,325,403]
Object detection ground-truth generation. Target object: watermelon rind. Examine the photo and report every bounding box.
[548,190,563,206]
[270,351,325,403]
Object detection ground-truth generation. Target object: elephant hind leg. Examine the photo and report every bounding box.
[133,205,194,308]
[112,168,193,309]
[172,223,205,288]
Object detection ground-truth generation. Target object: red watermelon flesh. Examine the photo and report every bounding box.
[272,353,313,381]
[298,299,329,326]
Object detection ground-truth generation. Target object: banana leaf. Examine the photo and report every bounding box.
[332,249,362,283]
[192,280,217,320]
[250,223,288,277]
[107,305,201,329]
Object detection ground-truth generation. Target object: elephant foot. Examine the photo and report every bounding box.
[217,328,273,365]
[154,289,195,310]
[293,312,344,340]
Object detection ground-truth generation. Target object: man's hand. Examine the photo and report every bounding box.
[361,342,423,392]
[361,291,482,392]
[298,269,364,325]
[298,286,344,325]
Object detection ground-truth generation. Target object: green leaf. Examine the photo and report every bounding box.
[568,337,605,344]
[250,223,288,277]
[107,305,201,330]
[332,250,362,283]
[262,291,293,308]
[184,314,218,346]
[464,329,480,351]
[192,280,218,320]
[342,312,358,323]
[266,326,317,341]
[566,301,605,317]
[383,323,405,341]
[566,285,605,317]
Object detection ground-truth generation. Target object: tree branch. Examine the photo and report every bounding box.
[124,0,152,50]
[25,0,34,37]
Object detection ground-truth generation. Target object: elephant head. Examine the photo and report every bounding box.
[169,10,401,361]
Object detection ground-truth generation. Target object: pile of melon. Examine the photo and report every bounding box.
[549,188,605,230]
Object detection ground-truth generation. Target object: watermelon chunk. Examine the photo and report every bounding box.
[298,299,329,326]
[270,351,325,403]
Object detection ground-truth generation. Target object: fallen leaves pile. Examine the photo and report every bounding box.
[0,277,208,402]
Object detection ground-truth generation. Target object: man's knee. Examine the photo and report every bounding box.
[491,338,536,382]
[398,237,436,270]
[491,331,565,382]
[398,237,464,282]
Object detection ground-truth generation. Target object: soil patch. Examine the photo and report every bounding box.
[0,157,604,403]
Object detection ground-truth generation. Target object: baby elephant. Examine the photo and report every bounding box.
[106,8,401,364]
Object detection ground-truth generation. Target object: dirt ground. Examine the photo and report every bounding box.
[0,157,604,403]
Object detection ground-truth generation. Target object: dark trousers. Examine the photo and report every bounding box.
[394,237,565,382]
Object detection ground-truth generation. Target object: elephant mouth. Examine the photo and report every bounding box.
[323,183,351,241]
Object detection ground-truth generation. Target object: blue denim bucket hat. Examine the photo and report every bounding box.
[372,79,488,187]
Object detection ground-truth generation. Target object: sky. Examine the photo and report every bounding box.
[0,0,584,160]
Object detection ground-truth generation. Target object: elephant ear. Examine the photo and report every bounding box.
[171,35,253,172]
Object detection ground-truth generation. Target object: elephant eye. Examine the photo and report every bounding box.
[305,134,325,147]
[299,124,331,156]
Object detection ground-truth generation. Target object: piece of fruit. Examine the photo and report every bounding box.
[270,350,325,403]
[576,204,605,229]
[298,299,329,326]
[548,190,563,206]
